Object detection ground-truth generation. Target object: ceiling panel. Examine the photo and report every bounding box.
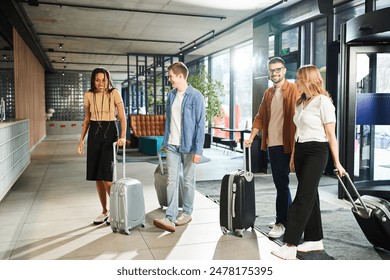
[17,0,287,81]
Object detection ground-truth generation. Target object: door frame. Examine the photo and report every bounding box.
[339,40,390,198]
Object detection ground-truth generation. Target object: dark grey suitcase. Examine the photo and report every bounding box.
[110,142,145,235]
[335,170,390,251]
[220,146,256,237]
[154,150,183,208]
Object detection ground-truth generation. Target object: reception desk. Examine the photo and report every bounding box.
[0,119,30,201]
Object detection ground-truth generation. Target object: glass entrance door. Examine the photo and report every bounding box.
[346,45,390,197]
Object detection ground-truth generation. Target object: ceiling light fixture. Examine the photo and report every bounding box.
[59,43,63,49]
[179,30,214,53]
[62,57,65,61]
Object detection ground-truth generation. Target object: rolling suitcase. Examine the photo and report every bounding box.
[154,150,183,208]
[110,142,145,235]
[335,170,390,251]
[220,146,256,237]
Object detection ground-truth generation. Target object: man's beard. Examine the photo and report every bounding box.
[270,75,283,84]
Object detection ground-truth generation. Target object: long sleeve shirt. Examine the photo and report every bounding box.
[252,80,300,153]
[163,84,205,155]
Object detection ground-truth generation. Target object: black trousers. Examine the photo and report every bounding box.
[283,141,329,246]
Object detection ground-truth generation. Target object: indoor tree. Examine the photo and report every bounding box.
[187,64,225,130]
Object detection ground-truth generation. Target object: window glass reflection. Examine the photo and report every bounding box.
[211,50,230,138]
[233,42,253,141]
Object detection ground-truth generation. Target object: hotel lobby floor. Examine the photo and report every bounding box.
[0,135,281,260]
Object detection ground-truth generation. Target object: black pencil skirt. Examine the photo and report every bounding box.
[86,121,118,182]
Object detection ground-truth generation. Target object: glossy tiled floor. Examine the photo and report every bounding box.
[0,135,281,260]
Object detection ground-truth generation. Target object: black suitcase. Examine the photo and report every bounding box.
[220,146,256,237]
[335,170,390,251]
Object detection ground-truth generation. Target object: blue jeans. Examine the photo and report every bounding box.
[165,144,196,222]
[268,145,292,225]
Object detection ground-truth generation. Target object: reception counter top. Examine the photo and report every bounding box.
[0,119,30,201]
[0,118,28,128]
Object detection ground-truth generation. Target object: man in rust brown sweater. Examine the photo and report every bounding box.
[244,57,300,238]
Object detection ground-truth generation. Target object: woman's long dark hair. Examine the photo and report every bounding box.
[89,67,115,93]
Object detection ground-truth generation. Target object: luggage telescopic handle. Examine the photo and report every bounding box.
[243,145,253,181]
[243,145,251,173]
[113,142,126,181]
[158,149,165,175]
[334,169,370,217]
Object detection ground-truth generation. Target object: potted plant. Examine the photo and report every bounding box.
[188,64,225,148]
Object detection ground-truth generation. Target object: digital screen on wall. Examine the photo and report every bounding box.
[356,93,390,125]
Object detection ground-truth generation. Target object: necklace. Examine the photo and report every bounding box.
[93,90,111,139]
[93,91,104,125]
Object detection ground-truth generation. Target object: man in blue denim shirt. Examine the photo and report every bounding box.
[153,62,205,232]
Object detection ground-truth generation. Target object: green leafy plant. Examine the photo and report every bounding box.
[188,64,225,128]
[146,75,170,114]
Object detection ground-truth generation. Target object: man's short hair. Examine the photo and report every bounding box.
[268,57,286,67]
[168,62,189,79]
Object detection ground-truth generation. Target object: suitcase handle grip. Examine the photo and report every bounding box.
[334,169,370,217]
[113,142,126,181]
[232,192,236,218]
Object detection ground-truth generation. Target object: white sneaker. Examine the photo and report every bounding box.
[153,218,176,232]
[297,240,324,252]
[175,212,192,226]
[271,244,297,260]
[93,212,109,225]
[268,223,285,238]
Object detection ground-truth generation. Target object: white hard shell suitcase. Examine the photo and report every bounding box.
[110,142,145,235]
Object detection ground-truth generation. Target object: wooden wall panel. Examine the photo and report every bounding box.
[13,28,46,149]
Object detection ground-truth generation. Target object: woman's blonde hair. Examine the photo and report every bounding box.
[296,65,331,105]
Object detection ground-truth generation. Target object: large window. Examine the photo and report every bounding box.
[281,27,299,54]
[210,50,230,138]
[269,35,275,58]
[278,27,300,81]
[208,42,253,143]
[314,18,327,69]
[232,42,253,140]
[377,0,390,9]
[314,18,328,87]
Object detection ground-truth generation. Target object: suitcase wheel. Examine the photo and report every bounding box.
[235,229,244,238]
[111,227,119,233]
[221,226,228,235]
